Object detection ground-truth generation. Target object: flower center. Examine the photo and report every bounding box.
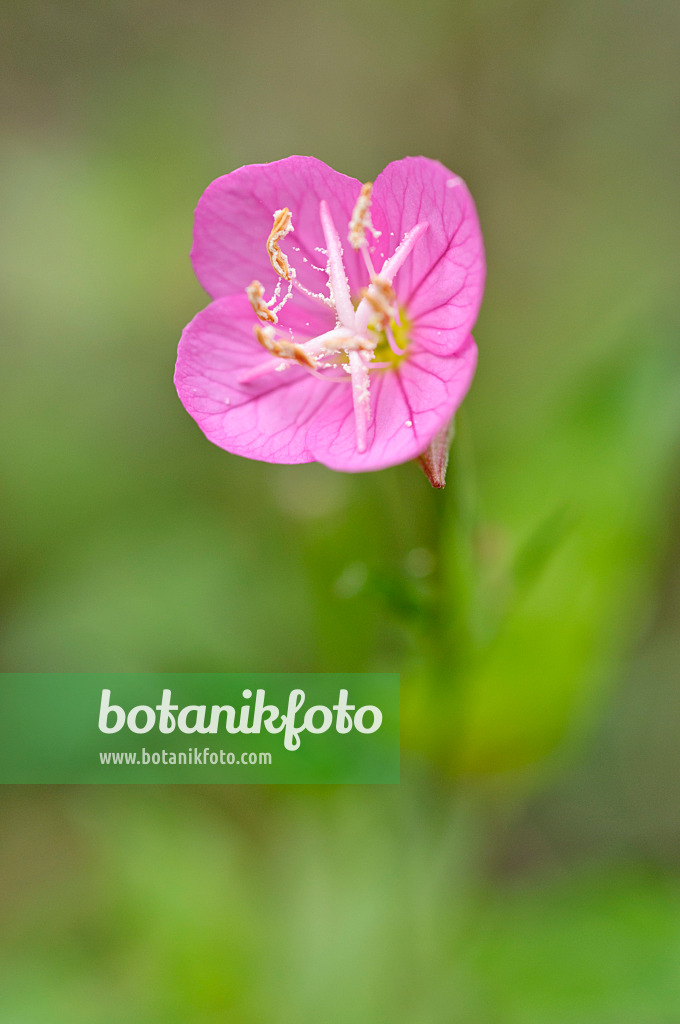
[368,307,412,370]
[241,183,428,453]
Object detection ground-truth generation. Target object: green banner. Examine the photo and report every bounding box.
[0,673,400,784]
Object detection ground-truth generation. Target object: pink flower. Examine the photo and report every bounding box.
[175,155,485,475]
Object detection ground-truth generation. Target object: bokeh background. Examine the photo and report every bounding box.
[2,0,680,1019]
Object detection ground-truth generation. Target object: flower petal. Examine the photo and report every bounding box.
[306,334,478,472]
[370,157,485,352]
[174,294,338,464]
[191,156,368,305]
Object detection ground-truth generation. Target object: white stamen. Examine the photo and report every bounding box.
[378,221,429,285]
[348,350,370,453]
[303,327,355,356]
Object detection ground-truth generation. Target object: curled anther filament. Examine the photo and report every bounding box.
[246,280,277,323]
[254,324,316,369]
[360,277,396,324]
[348,182,381,250]
[267,207,294,280]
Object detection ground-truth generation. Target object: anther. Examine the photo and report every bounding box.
[360,277,396,325]
[254,323,276,352]
[267,207,294,280]
[334,336,376,353]
[246,280,277,323]
[348,182,381,250]
[254,324,316,368]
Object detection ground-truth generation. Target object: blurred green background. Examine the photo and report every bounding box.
[2,0,680,1019]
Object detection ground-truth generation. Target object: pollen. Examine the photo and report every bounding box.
[246,280,277,323]
[267,207,294,280]
[254,324,316,368]
[254,323,276,352]
[348,182,381,250]
[360,277,396,325]
[335,335,375,353]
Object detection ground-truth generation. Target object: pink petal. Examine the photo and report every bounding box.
[306,334,478,472]
[370,157,485,353]
[175,294,336,464]
[191,156,368,307]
